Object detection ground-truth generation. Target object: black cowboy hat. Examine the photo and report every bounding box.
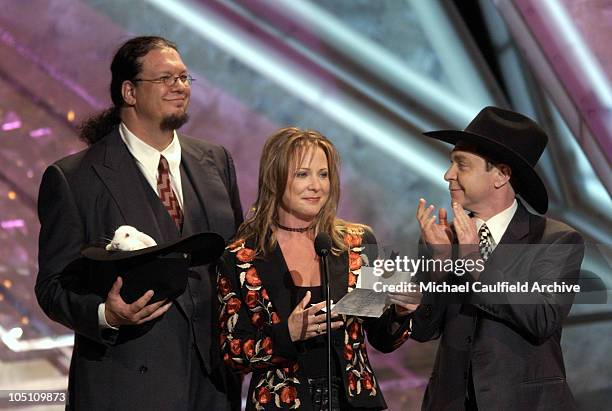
[424,106,549,214]
[78,232,225,304]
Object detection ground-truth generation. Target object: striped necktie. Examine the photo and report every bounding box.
[478,223,493,261]
[157,155,183,229]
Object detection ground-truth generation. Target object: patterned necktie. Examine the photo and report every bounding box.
[157,155,183,229]
[478,223,493,261]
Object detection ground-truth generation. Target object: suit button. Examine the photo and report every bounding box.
[424,305,432,317]
[139,366,148,374]
[465,336,472,344]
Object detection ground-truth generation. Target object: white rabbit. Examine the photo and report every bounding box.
[105,225,157,251]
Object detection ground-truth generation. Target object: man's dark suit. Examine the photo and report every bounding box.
[35,129,243,410]
[411,202,584,411]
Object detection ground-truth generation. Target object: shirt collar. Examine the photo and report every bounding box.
[119,123,182,177]
[474,199,518,245]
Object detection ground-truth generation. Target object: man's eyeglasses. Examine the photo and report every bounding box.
[133,74,195,87]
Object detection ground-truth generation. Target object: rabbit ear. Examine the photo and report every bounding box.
[137,232,157,247]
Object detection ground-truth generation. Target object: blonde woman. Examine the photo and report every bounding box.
[217,128,415,410]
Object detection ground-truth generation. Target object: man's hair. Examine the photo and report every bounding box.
[78,36,178,145]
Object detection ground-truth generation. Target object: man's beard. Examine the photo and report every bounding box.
[160,112,189,131]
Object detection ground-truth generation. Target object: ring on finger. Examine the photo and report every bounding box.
[316,323,321,334]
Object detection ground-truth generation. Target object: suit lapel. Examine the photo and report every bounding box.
[497,201,530,246]
[179,165,203,237]
[253,244,294,320]
[179,136,235,240]
[91,130,164,242]
[484,201,531,277]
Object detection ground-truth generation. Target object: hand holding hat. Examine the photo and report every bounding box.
[104,276,173,328]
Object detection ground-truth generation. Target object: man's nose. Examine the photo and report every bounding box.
[172,77,189,92]
[444,164,456,182]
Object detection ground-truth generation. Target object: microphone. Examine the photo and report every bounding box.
[314,232,333,410]
[314,233,332,257]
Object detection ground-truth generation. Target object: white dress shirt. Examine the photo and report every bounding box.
[119,122,184,208]
[474,199,518,252]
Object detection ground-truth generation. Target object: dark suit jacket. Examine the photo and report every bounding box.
[411,202,584,411]
[35,129,243,410]
[218,230,412,410]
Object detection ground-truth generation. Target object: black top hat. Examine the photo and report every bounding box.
[423,106,549,214]
[80,232,225,304]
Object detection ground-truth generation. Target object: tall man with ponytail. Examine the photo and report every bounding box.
[36,36,242,410]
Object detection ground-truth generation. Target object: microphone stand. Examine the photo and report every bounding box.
[320,252,332,411]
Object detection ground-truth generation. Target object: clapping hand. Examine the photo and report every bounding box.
[416,198,454,257]
[450,202,479,256]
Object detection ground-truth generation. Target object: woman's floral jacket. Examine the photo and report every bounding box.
[217,229,412,410]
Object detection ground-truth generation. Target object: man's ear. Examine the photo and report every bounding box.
[494,164,512,188]
[121,80,136,106]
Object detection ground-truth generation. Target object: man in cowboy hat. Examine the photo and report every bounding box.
[410,106,584,410]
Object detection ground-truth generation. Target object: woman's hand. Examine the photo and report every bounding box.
[288,291,343,342]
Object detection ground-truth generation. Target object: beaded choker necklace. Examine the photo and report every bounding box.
[276,222,313,233]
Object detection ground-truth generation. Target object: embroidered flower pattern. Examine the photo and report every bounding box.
[253,365,301,410]
[343,316,378,397]
[217,240,300,409]
[342,229,378,397]
[345,231,363,290]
